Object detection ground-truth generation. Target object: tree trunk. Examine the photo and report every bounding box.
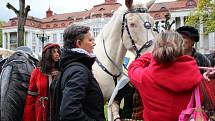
[7,0,30,47]
[17,0,25,46]
[17,16,25,46]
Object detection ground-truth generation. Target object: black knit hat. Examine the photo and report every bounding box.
[176,26,199,42]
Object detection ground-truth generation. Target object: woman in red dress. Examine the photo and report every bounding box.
[23,43,60,121]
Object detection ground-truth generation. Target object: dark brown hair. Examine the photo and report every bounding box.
[39,43,61,74]
[63,24,90,49]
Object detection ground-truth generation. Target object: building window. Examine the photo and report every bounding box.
[39,47,42,52]
[53,34,57,43]
[76,18,83,21]
[32,33,37,52]
[32,46,36,52]
[99,8,105,11]
[160,7,167,11]
[54,24,58,27]
[61,23,65,27]
[67,17,74,21]
[104,13,112,17]
[46,24,51,28]
[186,0,196,7]
[92,28,100,37]
[32,33,36,44]
[5,33,8,49]
[60,33,63,44]
[10,32,18,50]
[11,20,17,26]
[93,14,102,18]
[52,18,58,21]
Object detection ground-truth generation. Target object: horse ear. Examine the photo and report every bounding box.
[125,0,133,9]
[146,0,155,9]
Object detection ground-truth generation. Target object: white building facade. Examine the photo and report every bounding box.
[149,0,214,54]
[2,0,214,55]
[2,0,120,55]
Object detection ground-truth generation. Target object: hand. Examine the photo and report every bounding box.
[203,68,215,81]
[114,118,121,121]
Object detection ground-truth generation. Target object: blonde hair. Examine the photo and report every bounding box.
[152,31,184,64]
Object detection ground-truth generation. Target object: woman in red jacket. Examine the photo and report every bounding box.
[128,31,203,121]
[23,43,60,121]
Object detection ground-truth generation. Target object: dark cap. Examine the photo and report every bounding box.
[176,26,199,42]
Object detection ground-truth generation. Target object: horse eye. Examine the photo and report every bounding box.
[130,23,135,27]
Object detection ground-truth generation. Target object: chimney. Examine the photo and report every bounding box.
[46,7,53,18]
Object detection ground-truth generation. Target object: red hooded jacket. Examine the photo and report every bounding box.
[128,53,203,121]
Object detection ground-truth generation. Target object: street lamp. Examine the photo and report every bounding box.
[36,30,50,48]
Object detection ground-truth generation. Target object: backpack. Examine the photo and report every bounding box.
[0,58,7,73]
[0,50,38,121]
[49,62,91,121]
[178,86,208,121]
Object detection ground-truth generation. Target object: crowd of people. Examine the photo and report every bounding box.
[1,24,215,121]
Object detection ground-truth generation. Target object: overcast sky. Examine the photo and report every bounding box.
[0,0,175,22]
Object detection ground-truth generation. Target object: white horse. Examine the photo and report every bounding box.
[93,0,157,100]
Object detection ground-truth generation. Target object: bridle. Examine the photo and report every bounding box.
[96,7,155,85]
[95,38,124,86]
[121,7,155,58]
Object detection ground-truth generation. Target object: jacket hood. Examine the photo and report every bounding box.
[60,48,95,71]
[147,55,202,92]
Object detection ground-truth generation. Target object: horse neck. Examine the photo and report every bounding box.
[95,23,127,73]
[106,37,127,70]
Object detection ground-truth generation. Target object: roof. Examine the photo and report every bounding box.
[149,0,197,12]
[90,3,121,15]
[41,11,89,22]
[3,16,42,27]
[3,0,197,28]
[41,2,120,23]
[149,0,197,20]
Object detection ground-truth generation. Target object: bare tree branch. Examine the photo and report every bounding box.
[6,3,19,16]
[24,5,31,18]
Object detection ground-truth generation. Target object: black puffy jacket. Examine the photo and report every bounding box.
[59,49,105,121]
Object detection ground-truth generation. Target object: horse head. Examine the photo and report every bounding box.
[122,0,157,58]
[93,0,157,100]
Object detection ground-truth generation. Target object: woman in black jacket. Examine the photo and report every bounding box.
[59,24,105,121]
